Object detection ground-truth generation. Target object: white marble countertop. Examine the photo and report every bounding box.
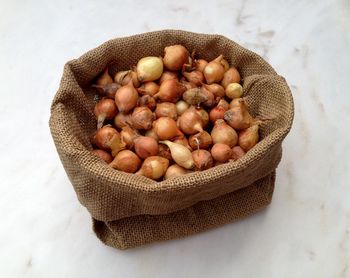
[1,0,349,277]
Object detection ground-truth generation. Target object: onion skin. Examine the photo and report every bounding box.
[120,126,139,149]
[176,100,190,116]
[158,144,172,160]
[110,150,141,173]
[134,136,159,159]
[225,83,243,99]
[202,83,225,98]
[94,98,118,129]
[201,87,216,107]
[195,108,209,128]
[159,71,178,84]
[160,140,194,169]
[93,125,120,151]
[232,146,246,160]
[179,107,204,135]
[93,83,120,99]
[164,164,190,180]
[183,70,204,86]
[221,67,241,88]
[203,55,225,84]
[137,81,159,96]
[188,131,212,150]
[217,99,230,110]
[137,56,164,82]
[131,107,155,130]
[145,128,159,141]
[163,45,189,71]
[221,59,230,72]
[229,98,243,109]
[211,143,233,163]
[209,106,226,124]
[115,81,138,113]
[96,68,113,86]
[155,102,178,120]
[154,79,186,103]
[192,149,213,170]
[224,99,253,130]
[138,95,156,111]
[194,59,208,72]
[238,124,259,151]
[114,112,132,129]
[153,117,183,140]
[211,119,238,148]
[173,136,192,151]
[91,149,113,163]
[114,70,140,87]
[180,79,197,90]
[137,156,169,180]
[183,88,207,106]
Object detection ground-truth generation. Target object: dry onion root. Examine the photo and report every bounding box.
[91,44,263,180]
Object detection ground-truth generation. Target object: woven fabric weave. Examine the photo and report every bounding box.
[49,30,294,249]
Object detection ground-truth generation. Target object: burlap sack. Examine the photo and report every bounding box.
[49,30,293,250]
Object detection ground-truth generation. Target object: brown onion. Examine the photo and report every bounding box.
[224,99,254,130]
[137,56,163,82]
[211,143,233,163]
[94,98,118,129]
[91,149,113,163]
[201,87,216,107]
[92,83,120,99]
[192,149,213,170]
[218,99,230,110]
[120,126,139,149]
[225,83,243,99]
[153,117,183,140]
[211,119,238,148]
[194,59,208,72]
[154,79,186,103]
[221,67,241,88]
[137,81,159,96]
[238,124,259,151]
[131,106,154,130]
[232,146,246,160]
[173,136,192,150]
[201,83,225,98]
[136,156,169,180]
[220,59,230,72]
[134,136,159,159]
[180,79,197,90]
[159,71,178,84]
[114,70,140,87]
[175,100,190,116]
[158,144,172,160]
[163,45,189,71]
[189,131,212,150]
[229,98,243,109]
[138,95,156,111]
[145,128,159,141]
[114,112,132,129]
[203,55,225,84]
[93,125,120,151]
[96,68,113,86]
[164,164,190,180]
[115,80,138,113]
[110,150,141,173]
[155,102,178,120]
[209,106,226,123]
[195,108,209,128]
[179,107,203,135]
[183,70,204,86]
[182,88,208,106]
[160,140,194,169]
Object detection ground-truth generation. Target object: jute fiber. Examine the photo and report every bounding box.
[49,30,294,249]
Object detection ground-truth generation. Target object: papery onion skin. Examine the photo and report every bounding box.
[155,102,178,120]
[96,68,113,86]
[131,107,155,130]
[188,131,212,150]
[238,124,259,151]
[232,146,246,160]
[137,56,164,82]
[153,117,183,140]
[179,107,204,135]
[154,79,186,103]
[91,149,113,163]
[137,156,169,180]
[163,45,190,71]
[109,150,141,173]
[164,164,189,180]
[114,81,138,113]
[192,149,213,170]
[211,143,233,163]
[211,119,238,148]
[221,67,241,88]
[93,125,120,151]
[94,98,118,129]
[134,136,159,159]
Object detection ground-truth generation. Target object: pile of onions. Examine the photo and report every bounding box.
[91,44,263,181]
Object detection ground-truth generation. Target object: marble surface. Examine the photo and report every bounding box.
[1,0,349,277]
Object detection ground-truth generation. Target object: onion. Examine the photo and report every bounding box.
[154,79,186,103]
[92,83,120,99]
[183,70,204,86]
[109,150,141,173]
[114,80,138,113]
[138,95,156,111]
[137,81,159,96]
[211,119,238,148]
[145,128,159,141]
[175,100,190,116]
[159,71,178,84]
[201,83,225,98]
[164,164,190,180]
[160,140,194,169]
[134,136,159,159]
[209,106,226,123]
[114,70,140,87]
[131,107,154,130]
[163,45,189,71]
[93,125,120,151]
[195,108,209,128]
[173,136,192,150]
[136,156,169,180]
[158,144,172,160]
[224,99,253,130]
[137,56,163,82]
[94,98,118,129]
[192,149,213,170]
[217,99,230,110]
[200,87,216,107]
[120,126,139,149]
[221,67,241,88]
[91,149,113,163]
[220,58,230,72]
[229,98,243,109]
[180,79,197,90]
[114,112,132,129]
[155,102,178,120]
[179,106,203,135]
[182,88,208,106]
[225,83,243,99]
[203,55,225,84]
[194,59,208,72]
[211,143,233,163]
[189,131,212,150]
[232,146,246,160]
[96,68,113,86]
[153,117,183,140]
[238,124,259,151]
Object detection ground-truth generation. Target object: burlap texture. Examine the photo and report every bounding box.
[49,30,294,250]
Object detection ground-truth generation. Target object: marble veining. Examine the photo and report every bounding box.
[0,0,349,277]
